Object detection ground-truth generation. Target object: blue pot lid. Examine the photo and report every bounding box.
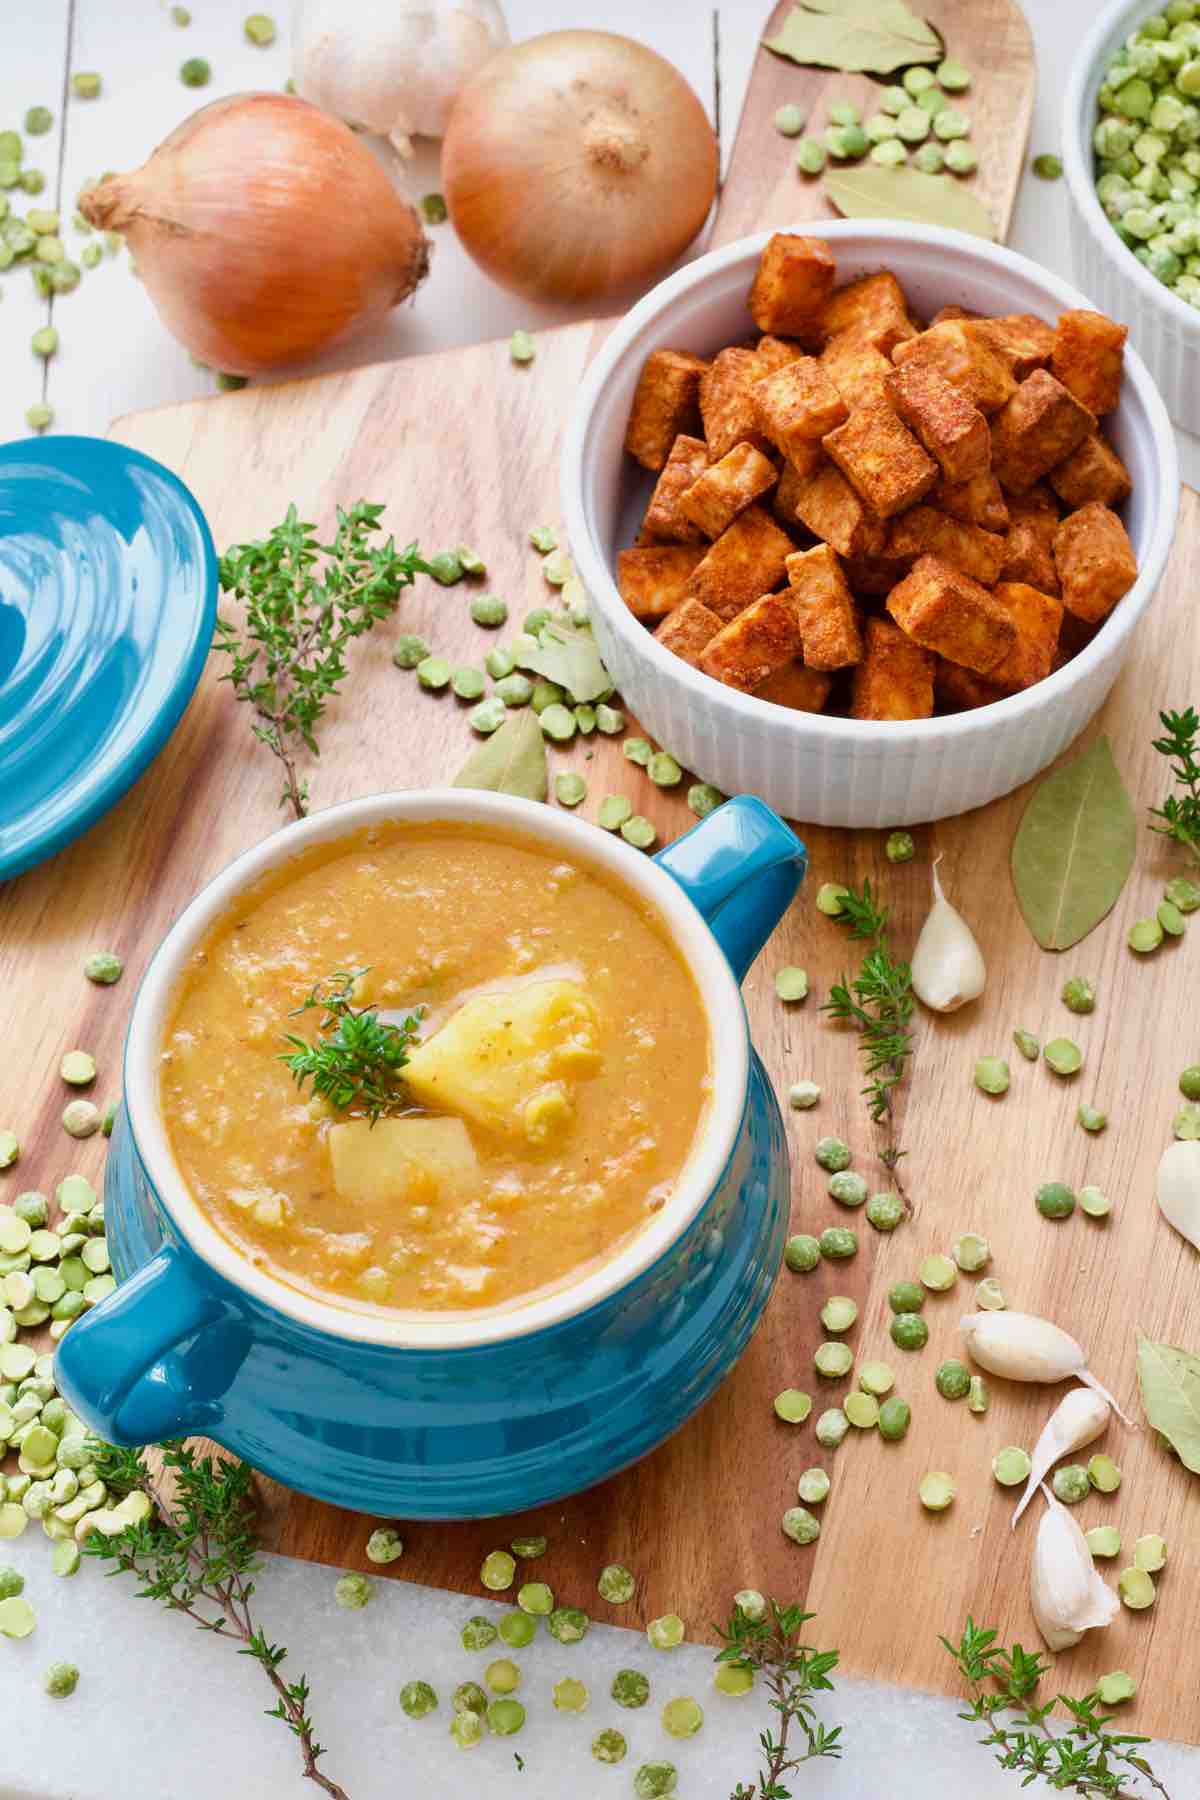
[0,435,217,880]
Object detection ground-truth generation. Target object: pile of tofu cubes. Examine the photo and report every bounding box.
[618,232,1139,720]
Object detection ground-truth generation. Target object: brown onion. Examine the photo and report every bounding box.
[442,30,717,303]
[81,94,429,374]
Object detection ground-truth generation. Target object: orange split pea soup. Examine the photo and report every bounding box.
[161,823,712,1315]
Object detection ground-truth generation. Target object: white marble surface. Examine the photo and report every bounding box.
[1,1537,1197,1800]
[1,2,1199,1796]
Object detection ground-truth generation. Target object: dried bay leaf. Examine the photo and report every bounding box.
[824,165,996,240]
[452,710,547,801]
[763,0,939,75]
[520,621,611,704]
[1137,1334,1200,1475]
[1011,736,1135,950]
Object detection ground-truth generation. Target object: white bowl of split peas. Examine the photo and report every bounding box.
[1064,0,1200,430]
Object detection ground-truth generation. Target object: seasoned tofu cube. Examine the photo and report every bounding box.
[850,616,935,720]
[624,349,708,470]
[748,232,836,337]
[685,503,796,621]
[990,370,1096,495]
[886,554,1016,673]
[1048,432,1132,510]
[773,450,824,528]
[820,329,893,410]
[885,505,1005,586]
[985,581,1064,691]
[653,595,723,667]
[785,544,864,668]
[929,304,980,327]
[751,661,833,711]
[973,313,1055,380]
[788,463,888,558]
[1051,308,1128,416]
[884,361,990,484]
[935,471,1009,534]
[753,356,849,461]
[818,272,917,358]
[822,399,938,519]
[998,486,1060,597]
[756,333,805,375]
[934,657,1005,711]
[328,1117,478,1210]
[699,590,805,692]
[892,321,1017,414]
[617,545,705,620]
[680,442,778,539]
[1053,501,1138,623]
[642,435,710,543]
[700,348,772,460]
[402,980,602,1143]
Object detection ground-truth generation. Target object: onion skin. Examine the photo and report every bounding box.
[80,95,430,374]
[442,30,718,303]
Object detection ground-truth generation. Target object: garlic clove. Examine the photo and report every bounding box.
[1012,1387,1110,1529]
[1156,1138,1200,1251]
[911,860,986,1013]
[1031,1485,1119,1651]
[960,1311,1134,1426]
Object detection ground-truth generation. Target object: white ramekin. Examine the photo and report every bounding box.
[561,220,1178,828]
[1064,0,1200,434]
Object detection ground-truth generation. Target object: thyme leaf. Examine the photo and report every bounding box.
[280,968,422,1123]
[719,1600,841,1798]
[820,881,914,1182]
[1149,706,1200,865]
[213,501,436,819]
[944,1618,1171,1798]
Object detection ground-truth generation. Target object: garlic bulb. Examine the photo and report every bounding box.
[1031,1485,1118,1651]
[960,1311,1133,1424]
[910,860,985,1012]
[1156,1138,1200,1250]
[1012,1387,1110,1528]
[293,0,510,155]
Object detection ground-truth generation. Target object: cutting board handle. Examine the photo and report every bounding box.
[655,794,807,981]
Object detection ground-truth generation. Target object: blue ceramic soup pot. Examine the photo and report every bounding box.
[56,789,805,1518]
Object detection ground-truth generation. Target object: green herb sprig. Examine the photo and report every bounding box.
[214,502,436,819]
[281,969,422,1122]
[85,1441,348,1800]
[1149,707,1200,865]
[821,881,914,1182]
[718,1601,841,1798]
[944,1618,1171,1798]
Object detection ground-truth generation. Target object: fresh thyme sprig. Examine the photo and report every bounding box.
[85,1440,348,1800]
[1149,706,1200,865]
[820,881,914,1183]
[280,968,422,1122]
[214,501,436,819]
[944,1618,1171,1799]
[718,1600,841,1798]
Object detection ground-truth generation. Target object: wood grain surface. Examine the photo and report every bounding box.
[712,0,1035,249]
[3,2,1196,1748]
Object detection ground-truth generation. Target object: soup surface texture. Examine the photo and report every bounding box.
[162,823,711,1315]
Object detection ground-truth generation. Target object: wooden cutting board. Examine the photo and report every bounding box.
[7,1,1199,1746]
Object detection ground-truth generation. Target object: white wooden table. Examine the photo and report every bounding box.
[3,6,1199,1798]
[6,0,1196,480]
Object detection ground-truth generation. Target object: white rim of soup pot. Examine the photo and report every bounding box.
[1064,0,1200,347]
[124,789,750,1350]
[562,219,1179,748]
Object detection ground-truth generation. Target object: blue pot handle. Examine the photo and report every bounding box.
[654,795,806,983]
[54,1246,239,1445]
